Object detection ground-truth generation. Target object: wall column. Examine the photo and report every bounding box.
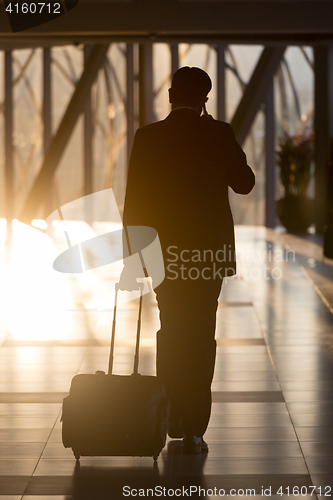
[139,44,154,127]
[5,50,14,237]
[126,44,135,169]
[170,44,179,77]
[43,48,52,219]
[84,45,93,199]
[314,46,333,232]
[265,80,276,228]
[217,45,226,121]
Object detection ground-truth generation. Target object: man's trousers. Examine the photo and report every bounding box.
[155,277,223,437]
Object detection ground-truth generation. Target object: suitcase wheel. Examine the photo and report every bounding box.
[73,450,80,461]
[153,453,159,462]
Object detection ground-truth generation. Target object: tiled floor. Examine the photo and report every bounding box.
[0,226,333,499]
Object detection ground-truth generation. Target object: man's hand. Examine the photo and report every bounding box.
[202,112,214,120]
[118,265,140,291]
[202,104,214,120]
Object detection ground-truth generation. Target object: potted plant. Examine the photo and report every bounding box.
[276,130,314,233]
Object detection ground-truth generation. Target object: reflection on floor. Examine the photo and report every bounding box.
[0,226,333,499]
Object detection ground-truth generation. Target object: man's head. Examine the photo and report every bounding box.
[169,67,212,113]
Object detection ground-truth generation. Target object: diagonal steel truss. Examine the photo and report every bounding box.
[0,42,316,227]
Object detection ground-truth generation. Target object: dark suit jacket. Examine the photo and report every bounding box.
[123,108,255,278]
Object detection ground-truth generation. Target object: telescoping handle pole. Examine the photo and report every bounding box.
[108,286,118,375]
[108,282,144,376]
[133,289,143,374]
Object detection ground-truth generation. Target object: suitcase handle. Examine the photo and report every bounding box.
[108,281,144,376]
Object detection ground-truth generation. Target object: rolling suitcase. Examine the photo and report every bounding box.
[61,282,169,461]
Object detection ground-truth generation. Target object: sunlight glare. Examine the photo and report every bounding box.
[32,219,48,230]
[1,220,73,341]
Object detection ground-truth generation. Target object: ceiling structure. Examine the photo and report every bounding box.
[0,0,333,48]
[1,0,332,230]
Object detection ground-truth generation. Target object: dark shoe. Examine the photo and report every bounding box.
[168,420,184,439]
[182,435,208,454]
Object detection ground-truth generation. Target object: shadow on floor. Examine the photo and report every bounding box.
[67,441,210,499]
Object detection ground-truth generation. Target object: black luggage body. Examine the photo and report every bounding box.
[62,283,168,461]
[62,373,167,460]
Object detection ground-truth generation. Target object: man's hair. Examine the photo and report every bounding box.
[170,66,212,107]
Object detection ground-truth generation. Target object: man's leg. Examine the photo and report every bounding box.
[155,278,222,438]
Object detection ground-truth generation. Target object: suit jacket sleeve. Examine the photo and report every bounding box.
[122,128,152,261]
[225,123,255,194]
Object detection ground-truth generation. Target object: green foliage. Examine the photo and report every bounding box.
[276,131,314,197]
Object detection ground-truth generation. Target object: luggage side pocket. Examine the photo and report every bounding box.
[61,396,72,448]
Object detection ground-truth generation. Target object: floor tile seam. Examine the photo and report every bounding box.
[240,251,316,484]
[258,355,317,481]
[239,256,310,475]
[299,264,333,315]
[200,440,314,445]
[20,405,62,496]
[21,472,314,479]
[278,235,333,316]
[308,472,329,500]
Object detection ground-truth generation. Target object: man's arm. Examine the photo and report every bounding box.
[224,123,255,194]
[120,128,148,290]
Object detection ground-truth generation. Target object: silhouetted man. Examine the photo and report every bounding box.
[121,67,255,453]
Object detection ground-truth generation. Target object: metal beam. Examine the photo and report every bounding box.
[43,47,52,219]
[231,47,285,145]
[2,35,333,51]
[84,45,94,225]
[20,44,109,224]
[265,80,276,229]
[217,45,226,122]
[43,48,52,152]
[126,44,135,169]
[170,44,179,77]
[139,44,154,127]
[5,51,14,226]
[2,1,333,37]
[314,46,333,233]
[84,45,93,199]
